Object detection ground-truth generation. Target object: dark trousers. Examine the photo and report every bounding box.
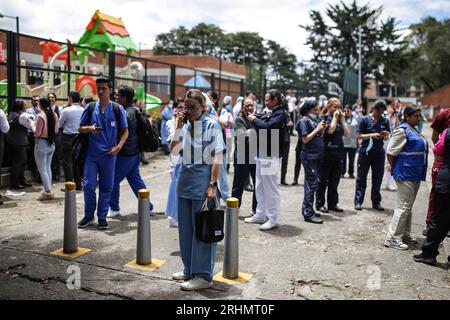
[421,193,450,258]
[293,139,302,182]
[232,163,257,213]
[342,147,357,176]
[280,140,290,182]
[354,150,385,206]
[10,145,27,188]
[0,134,4,169]
[51,132,62,180]
[62,133,82,189]
[27,133,38,178]
[316,152,343,209]
[302,157,320,218]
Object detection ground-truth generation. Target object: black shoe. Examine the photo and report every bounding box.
[340,174,345,179]
[78,217,95,228]
[329,206,344,213]
[355,203,363,211]
[304,216,323,224]
[10,185,26,190]
[141,159,149,165]
[317,206,329,213]
[20,182,32,188]
[447,256,450,263]
[291,180,298,186]
[349,174,355,179]
[413,254,437,266]
[280,181,289,186]
[244,185,254,192]
[447,230,450,238]
[372,204,385,211]
[314,212,321,218]
[98,219,109,230]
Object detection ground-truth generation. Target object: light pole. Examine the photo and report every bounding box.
[358,26,362,100]
[138,42,147,56]
[0,13,20,81]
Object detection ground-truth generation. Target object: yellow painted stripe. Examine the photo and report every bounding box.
[50,247,92,259]
[125,258,166,271]
[213,271,253,285]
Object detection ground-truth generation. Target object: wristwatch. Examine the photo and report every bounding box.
[209,181,218,188]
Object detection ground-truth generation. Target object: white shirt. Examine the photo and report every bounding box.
[59,103,84,135]
[0,109,9,134]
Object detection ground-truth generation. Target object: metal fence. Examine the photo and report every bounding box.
[0,29,245,114]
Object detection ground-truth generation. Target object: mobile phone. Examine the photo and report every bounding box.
[95,127,103,131]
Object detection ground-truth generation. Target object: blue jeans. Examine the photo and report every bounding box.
[34,139,55,193]
[83,155,116,221]
[110,154,146,212]
[178,197,217,281]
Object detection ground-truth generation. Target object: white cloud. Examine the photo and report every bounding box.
[0,0,448,63]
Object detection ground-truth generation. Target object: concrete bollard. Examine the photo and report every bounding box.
[136,189,152,265]
[63,182,78,254]
[223,197,239,279]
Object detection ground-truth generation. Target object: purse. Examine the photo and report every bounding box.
[195,198,225,243]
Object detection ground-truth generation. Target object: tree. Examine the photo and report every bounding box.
[301,0,406,95]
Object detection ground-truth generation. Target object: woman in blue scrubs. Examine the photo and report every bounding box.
[170,89,225,291]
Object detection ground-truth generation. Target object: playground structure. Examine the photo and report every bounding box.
[0,10,161,111]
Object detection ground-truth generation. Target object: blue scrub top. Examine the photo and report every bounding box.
[358,115,390,153]
[177,113,225,200]
[160,106,173,146]
[299,116,324,160]
[80,101,128,159]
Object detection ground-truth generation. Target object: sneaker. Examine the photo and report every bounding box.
[317,206,329,213]
[244,215,266,224]
[402,235,418,245]
[78,217,95,228]
[413,254,437,266]
[149,202,154,216]
[355,203,363,211]
[180,277,213,291]
[168,217,178,228]
[304,216,323,224]
[259,221,279,231]
[37,192,54,201]
[107,209,121,218]
[97,220,109,230]
[172,271,190,281]
[372,204,385,211]
[384,239,408,250]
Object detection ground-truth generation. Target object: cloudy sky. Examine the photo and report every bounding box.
[1,0,449,62]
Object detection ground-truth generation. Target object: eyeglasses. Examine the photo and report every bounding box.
[185,104,201,110]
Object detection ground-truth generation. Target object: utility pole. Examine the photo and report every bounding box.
[358,26,362,100]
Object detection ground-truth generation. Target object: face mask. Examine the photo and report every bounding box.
[309,113,318,120]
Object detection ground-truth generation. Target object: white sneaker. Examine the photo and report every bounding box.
[244,215,266,224]
[386,185,397,191]
[180,277,213,291]
[172,271,190,281]
[259,221,280,231]
[168,217,178,228]
[384,239,408,250]
[107,209,121,218]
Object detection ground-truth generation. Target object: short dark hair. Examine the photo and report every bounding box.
[373,99,387,111]
[96,76,112,89]
[11,99,26,113]
[118,85,135,104]
[68,91,81,103]
[83,96,94,105]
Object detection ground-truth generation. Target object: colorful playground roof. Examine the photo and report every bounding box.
[78,10,138,53]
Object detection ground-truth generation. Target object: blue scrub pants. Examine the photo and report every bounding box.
[83,155,116,221]
[218,153,230,202]
[302,158,320,218]
[355,150,385,206]
[177,197,217,282]
[110,154,147,212]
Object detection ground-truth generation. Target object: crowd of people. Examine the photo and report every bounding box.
[0,76,449,291]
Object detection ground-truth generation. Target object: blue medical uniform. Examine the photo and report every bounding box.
[176,114,225,281]
[110,106,148,212]
[298,116,324,218]
[160,106,173,147]
[80,101,128,221]
[354,115,390,206]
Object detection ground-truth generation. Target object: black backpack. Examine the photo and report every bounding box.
[73,102,122,166]
[133,108,160,152]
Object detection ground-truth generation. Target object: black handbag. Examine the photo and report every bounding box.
[195,199,225,243]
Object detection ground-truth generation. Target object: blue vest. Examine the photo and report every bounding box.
[392,123,428,181]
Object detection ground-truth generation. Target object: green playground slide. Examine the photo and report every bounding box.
[135,86,162,111]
